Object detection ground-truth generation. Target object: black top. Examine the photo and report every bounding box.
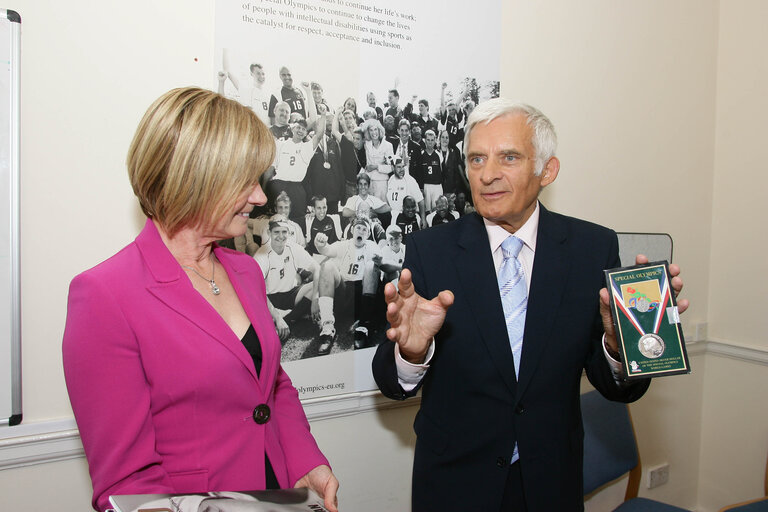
[240,324,264,376]
[240,325,279,489]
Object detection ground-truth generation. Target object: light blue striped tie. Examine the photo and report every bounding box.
[499,236,527,464]
[499,236,527,379]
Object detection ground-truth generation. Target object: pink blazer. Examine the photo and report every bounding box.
[63,219,328,511]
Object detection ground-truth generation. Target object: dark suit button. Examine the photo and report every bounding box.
[515,403,525,414]
[253,404,271,424]
[496,457,507,468]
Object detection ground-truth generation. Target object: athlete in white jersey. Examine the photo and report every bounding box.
[267,110,325,224]
[258,193,306,248]
[342,172,390,220]
[254,219,319,340]
[314,217,382,352]
[217,62,271,124]
[386,158,425,227]
[274,136,316,182]
[378,224,405,288]
[327,235,380,282]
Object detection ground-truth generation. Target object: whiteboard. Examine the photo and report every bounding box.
[1,8,21,426]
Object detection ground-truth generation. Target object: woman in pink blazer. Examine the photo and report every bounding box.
[62,88,338,512]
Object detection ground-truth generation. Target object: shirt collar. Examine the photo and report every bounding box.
[483,201,540,254]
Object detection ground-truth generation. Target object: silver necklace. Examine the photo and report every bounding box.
[181,257,221,295]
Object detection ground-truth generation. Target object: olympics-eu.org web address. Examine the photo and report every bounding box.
[297,382,346,394]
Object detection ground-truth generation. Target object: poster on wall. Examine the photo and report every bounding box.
[214,0,501,399]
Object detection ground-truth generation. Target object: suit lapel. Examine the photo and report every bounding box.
[516,205,570,400]
[453,214,518,396]
[135,220,263,390]
[216,247,279,391]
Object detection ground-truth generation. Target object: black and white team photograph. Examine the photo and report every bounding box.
[216,57,499,362]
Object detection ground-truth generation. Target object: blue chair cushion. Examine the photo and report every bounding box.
[614,497,691,511]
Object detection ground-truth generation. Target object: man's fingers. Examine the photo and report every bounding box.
[383,281,398,303]
[397,268,414,297]
[598,288,610,307]
[598,289,614,325]
[386,299,404,328]
[435,290,454,309]
[386,327,399,343]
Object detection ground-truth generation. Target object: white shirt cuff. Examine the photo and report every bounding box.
[602,333,624,383]
[395,339,435,392]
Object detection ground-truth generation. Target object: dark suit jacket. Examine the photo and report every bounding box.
[373,205,650,511]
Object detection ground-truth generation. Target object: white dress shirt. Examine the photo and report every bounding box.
[395,202,622,390]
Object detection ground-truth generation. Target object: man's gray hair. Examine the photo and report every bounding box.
[463,99,557,176]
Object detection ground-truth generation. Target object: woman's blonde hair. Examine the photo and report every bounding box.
[127,87,275,237]
[360,118,384,142]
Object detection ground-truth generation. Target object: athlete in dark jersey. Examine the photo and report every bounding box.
[332,108,367,201]
[395,196,421,236]
[410,99,439,135]
[438,130,464,196]
[439,82,465,148]
[268,67,307,120]
[417,132,443,188]
[270,101,293,141]
[306,196,340,255]
[306,132,344,215]
[392,120,422,174]
[385,89,404,128]
[439,107,464,149]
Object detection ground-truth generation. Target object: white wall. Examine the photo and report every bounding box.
[1,0,766,511]
[18,0,218,421]
[504,0,716,335]
[697,0,768,510]
[504,3,717,507]
[708,0,768,349]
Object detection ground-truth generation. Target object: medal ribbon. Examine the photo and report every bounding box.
[610,282,645,335]
[653,273,671,333]
[610,269,670,336]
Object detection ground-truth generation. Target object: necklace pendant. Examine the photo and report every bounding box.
[211,281,221,295]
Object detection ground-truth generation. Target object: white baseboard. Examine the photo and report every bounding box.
[0,418,83,471]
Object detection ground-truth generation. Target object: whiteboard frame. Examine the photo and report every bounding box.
[1,8,21,427]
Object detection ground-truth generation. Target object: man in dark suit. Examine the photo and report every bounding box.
[372,99,687,511]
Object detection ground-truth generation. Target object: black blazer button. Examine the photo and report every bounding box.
[496,457,506,468]
[253,404,271,424]
[515,403,525,414]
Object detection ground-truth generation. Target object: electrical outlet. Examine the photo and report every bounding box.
[647,463,670,488]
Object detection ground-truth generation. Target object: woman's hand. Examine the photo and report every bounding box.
[295,464,339,512]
